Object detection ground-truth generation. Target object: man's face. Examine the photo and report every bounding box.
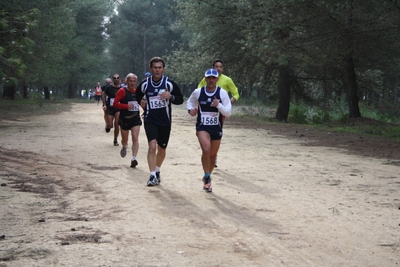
[112,74,120,85]
[205,76,219,88]
[213,62,223,75]
[127,76,137,89]
[150,62,164,81]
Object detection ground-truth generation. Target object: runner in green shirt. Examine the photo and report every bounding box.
[197,59,239,103]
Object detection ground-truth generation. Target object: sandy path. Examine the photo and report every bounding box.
[0,102,399,267]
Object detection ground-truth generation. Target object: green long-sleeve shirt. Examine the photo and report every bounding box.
[197,73,240,101]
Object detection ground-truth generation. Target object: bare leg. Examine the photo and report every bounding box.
[107,114,114,129]
[209,140,220,174]
[156,146,166,169]
[197,131,220,175]
[113,112,120,141]
[130,125,140,157]
[120,129,129,147]
[147,139,157,172]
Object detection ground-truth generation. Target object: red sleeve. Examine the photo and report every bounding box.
[113,88,129,110]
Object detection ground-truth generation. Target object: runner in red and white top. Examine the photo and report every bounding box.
[113,73,142,168]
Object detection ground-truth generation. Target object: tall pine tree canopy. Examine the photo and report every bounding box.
[1,0,399,120]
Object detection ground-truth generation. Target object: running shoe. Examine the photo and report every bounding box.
[113,139,119,146]
[120,146,127,158]
[202,176,212,192]
[130,159,138,168]
[105,125,110,133]
[156,171,161,184]
[147,175,159,186]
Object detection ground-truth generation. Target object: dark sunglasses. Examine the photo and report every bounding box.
[113,77,119,79]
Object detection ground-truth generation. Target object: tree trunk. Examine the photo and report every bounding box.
[2,83,16,100]
[23,83,28,99]
[275,66,291,122]
[345,55,361,118]
[344,0,361,118]
[67,83,75,98]
[247,83,253,98]
[44,86,50,100]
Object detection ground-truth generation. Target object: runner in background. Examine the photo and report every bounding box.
[113,73,142,168]
[103,74,121,146]
[101,78,112,130]
[94,82,102,105]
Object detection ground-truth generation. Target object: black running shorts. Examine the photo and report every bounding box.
[144,122,171,149]
[119,114,142,130]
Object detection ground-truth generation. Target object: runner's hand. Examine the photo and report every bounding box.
[210,96,219,107]
[160,87,170,100]
[140,97,147,109]
[188,108,198,116]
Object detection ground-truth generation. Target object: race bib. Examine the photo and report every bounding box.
[128,101,140,111]
[110,98,114,106]
[149,95,167,109]
[201,112,219,125]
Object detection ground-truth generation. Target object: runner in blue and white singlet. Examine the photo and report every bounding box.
[195,86,225,139]
[137,75,180,126]
[135,57,184,187]
[186,68,231,192]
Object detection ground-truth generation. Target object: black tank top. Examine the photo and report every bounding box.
[120,87,140,118]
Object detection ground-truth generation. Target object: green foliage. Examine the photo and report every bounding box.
[107,0,182,79]
[382,127,400,140]
[1,0,114,99]
[2,0,400,110]
[285,101,400,140]
[0,6,38,80]
[289,104,307,124]
[62,0,114,90]
[329,122,400,141]
[23,1,76,86]
[289,104,332,125]
[358,103,400,125]
[171,0,400,119]
[233,100,400,141]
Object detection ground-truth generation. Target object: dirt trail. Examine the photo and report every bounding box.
[0,102,399,267]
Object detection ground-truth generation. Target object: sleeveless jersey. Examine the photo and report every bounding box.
[120,88,140,119]
[196,86,223,136]
[142,76,172,126]
[105,85,120,111]
[95,86,102,96]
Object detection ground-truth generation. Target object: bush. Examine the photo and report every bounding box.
[289,104,332,124]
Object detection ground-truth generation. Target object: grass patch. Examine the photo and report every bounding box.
[322,117,400,141]
[0,98,83,120]
[231,101,400,142]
